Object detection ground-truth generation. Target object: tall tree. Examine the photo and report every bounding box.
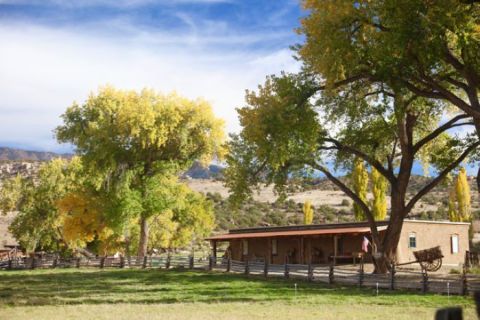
[303,200,314,225]
[371,167,388,220]
[56,87,224,257]
[351,158,369,221]
[226,72,478,272]
[451,167,472,222]
[298,0,480,186]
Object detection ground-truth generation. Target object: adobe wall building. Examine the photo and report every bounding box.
[207,220,470,267]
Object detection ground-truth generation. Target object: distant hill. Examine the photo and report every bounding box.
[0,147,72,161]
[184,161,224,179]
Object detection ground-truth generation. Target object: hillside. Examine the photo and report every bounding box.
[0,147,72,161]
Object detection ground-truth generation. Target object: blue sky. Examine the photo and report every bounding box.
[0,0,303,152]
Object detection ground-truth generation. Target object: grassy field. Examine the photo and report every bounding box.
[0,268,477,320]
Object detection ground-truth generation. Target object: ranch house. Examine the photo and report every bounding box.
[207,220,470,267]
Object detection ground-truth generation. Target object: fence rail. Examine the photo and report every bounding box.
[2,255,478,295]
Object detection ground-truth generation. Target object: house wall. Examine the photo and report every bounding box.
[397,221,470,266]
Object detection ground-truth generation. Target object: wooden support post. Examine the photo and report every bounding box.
[390,263,396,291]
[308,263,313,282]
[358,261,364,287]
[8,259,12,270]
[333,235,338,266]
[245,259,250,276]
[76,258,81,268]
[208,256,213,271]
[329,263,334,284]
[120,256,125,268]
[422,269,428,294]
[31,257,36,270]
[300,237,304,264]
[227,258,231,272]
[284,263,289,279]
[264,260,269,278]
[53,258,58,269]
[212,240,217,260]
[189,256,194,269]
[142,256,148,269]
[100,257,105,269]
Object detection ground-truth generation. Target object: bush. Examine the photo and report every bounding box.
[340,199,350,206]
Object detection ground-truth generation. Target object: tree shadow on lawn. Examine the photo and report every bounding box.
[0,268,470,307]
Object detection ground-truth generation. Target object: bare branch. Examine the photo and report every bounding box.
[405,141,480,213]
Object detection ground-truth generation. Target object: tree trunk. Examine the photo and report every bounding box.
[137,216,149,258]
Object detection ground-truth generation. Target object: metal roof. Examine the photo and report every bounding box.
[206,225,388,241]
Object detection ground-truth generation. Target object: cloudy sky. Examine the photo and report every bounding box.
[0,0,303,153]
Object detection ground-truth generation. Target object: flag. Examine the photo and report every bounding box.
[362,236,370,252]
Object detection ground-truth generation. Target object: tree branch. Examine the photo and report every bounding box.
[323,138,396,183]
[405,141,480,213]
[412,114,471,153]
[310,162,382,245]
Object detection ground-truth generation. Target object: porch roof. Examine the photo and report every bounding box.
[206,225,387,241]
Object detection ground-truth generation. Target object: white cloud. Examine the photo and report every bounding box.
[0,22,300,152]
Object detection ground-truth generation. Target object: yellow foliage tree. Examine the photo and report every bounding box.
[371,167,387,220]
[303,200,313,225]
[352,158,368,221]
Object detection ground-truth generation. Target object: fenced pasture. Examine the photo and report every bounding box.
[0,268,475,320]
[2,255,480,296]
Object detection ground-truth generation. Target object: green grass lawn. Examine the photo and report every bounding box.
[0,268,476,319]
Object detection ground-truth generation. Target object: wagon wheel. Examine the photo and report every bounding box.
[419,258,442,272]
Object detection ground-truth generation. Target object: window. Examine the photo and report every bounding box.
[408,233,416,248]
[272,239,278,255]
[451,235,459,254]
[242,240,248,256]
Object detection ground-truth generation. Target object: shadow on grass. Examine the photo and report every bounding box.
[0,268,472,307]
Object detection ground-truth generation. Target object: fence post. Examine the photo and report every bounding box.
[329,263,334,284]
[245,259,250,276]
[52,258,58,269]
[8,259,12,270]
[422,269,428,294]
[189,256,194,269]
[31,257,36,270]
[166,255,171,269]
[208,256,213,271]
[142,256,148,269]
[284,263,289,279]
[461,264,468,296]
[264,260,269,278]
[100,257,105,269]
[76,258,81,268]
[120,256,125,268]
[308,263,313,282]
[390,263,396,291]
[227,258,231,272]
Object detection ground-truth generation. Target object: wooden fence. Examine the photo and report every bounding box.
[2,255,479,295]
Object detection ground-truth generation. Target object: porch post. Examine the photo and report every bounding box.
[267,237,272,264]
[211,240,217,260]
[307,238,312,264]
[300,237,304,264]
[333,235,338,266]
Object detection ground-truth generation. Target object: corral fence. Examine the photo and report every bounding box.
[2,255,479,296]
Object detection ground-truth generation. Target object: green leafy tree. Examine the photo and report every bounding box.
[0,158,83,254]
[56,87,224,257]
[351,158,368,221]
[303,200,314,224]
[371,167,388,220]
[297,0,480,185]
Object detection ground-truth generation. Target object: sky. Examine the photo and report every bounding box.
[0,0,303,153]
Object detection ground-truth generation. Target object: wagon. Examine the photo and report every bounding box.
[397,246,444,272]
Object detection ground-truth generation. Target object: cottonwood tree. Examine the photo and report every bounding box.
[449,167,472,222]
[0,158,83,254]
[352,158,369,221]
[225,73,479,272]
[303,200,314,224]
[371,167,388,221]
[56,87,224,257]
[298,0,480,184]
